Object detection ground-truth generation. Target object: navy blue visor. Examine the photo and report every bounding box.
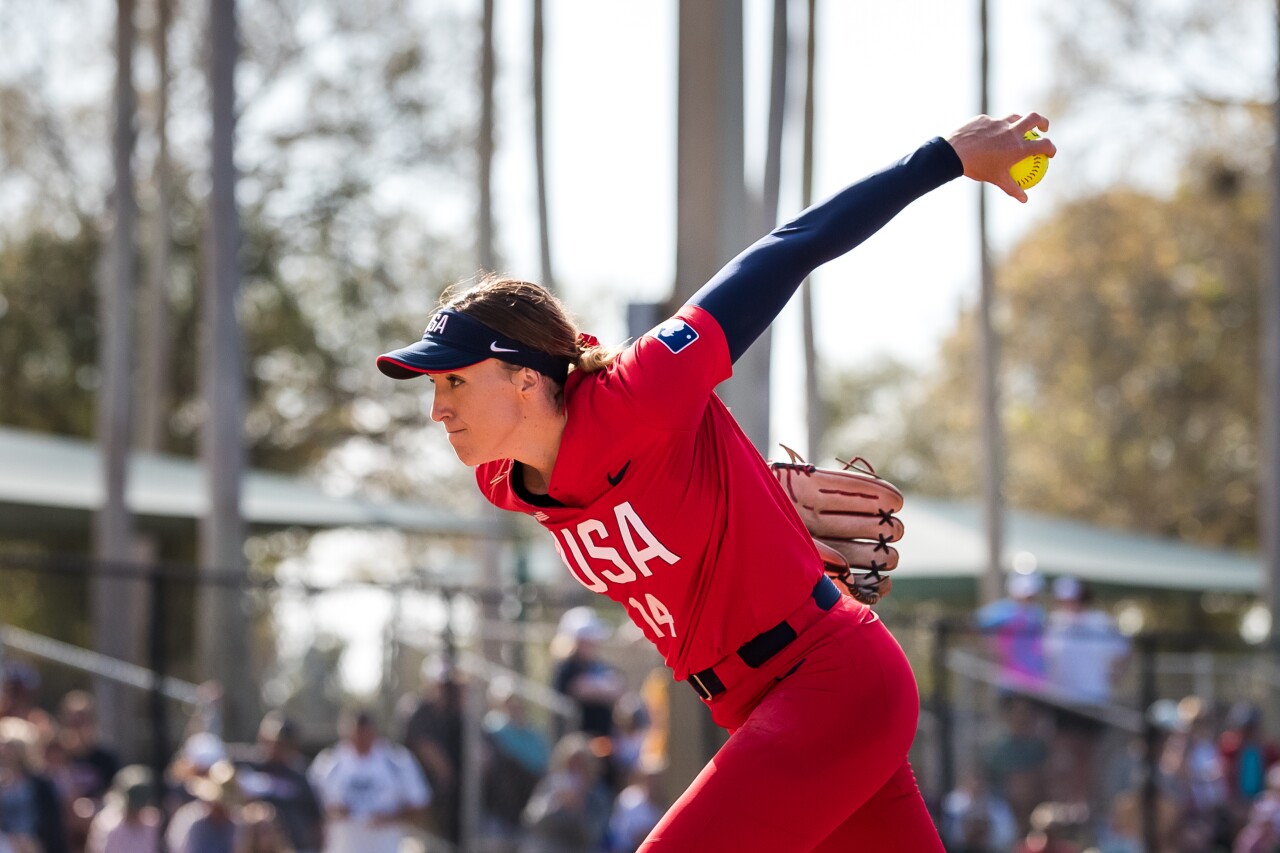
[377,309,571,383]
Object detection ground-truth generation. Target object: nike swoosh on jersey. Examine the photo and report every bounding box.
[607,460,631,487]
[490,342,519,353]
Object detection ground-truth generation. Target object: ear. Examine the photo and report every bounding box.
[512,366,543,397]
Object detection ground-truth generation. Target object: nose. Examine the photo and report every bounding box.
[430,388,450,423]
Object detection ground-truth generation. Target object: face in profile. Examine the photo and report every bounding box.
[428,360,543,467]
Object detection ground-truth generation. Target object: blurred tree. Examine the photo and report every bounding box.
[999,157,1263,548]
[0,1,475,487]
[94,0,141,746]
[1045,0,1269,112]
[531,0,554,291]
[137,0,175,454]
[827,151,1265,550]
[0,229,102,437]
[1042,0,1272,192]
[478,0,496,271]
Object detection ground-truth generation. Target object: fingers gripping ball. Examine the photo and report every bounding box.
[769,445,905,606]
[1010,130,1048,190]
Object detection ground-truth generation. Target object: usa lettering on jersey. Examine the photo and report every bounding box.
[551,501,682,637]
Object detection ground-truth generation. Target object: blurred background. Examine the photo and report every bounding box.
[1,0,1278,851]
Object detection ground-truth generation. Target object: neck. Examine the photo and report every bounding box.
[515,409,567,495]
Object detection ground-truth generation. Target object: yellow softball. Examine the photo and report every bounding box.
[1010,129,1048,190]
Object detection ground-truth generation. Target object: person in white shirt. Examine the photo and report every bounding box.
[309,709,431,853]
[1043,575,1131,803]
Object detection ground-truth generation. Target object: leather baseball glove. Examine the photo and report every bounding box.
[769,445,904,605]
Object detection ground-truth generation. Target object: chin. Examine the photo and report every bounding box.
[447,436,490,468]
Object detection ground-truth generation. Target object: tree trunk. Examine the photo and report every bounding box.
[478,0,496,272]
[977,0,1006,604]
[761,0,786,233]
[1264,0,1280,720]
[532,0,555,290]
[674,0,763,449]
[199,0,253,740]
[671,0,749,783]
[138,0,174,454]
[801,0,823,460]
[93,0,139,749]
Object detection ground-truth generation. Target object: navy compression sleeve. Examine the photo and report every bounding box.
[688,136,964,363]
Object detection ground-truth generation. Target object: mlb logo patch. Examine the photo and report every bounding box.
[652,319,699,354]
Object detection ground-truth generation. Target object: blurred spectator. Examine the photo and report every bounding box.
[238,801,294,853]
[1220,701,1280,823]
[174,732,231,784]
[480,678,550,853]
[1044,577,1130,704]
[232,713,323,853]
[984,695,1050,834]
[1043,576,1130,803]
[0,664,52,734]
[519,732,611,853]
[940,771,1018,853]
[84,765,160,853]
[551,608,624,740]
[57,691,121,851]
[308,708,430,853]
[1096,783,1181,853]
[58,692,120,802]
[400,655,464,845]
[0,717,42,853]
[1159,696,1229,847]
[23,729,70,853]
[609,693,650,785]
[975,571,1048,692]
[1235,794,1280,853]
[1012,801,1087,853]
[606,758,665,853]
[167,732,232,844]
[167,759,244,853]
[190,682,225,741]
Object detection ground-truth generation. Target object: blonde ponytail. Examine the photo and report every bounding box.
[573,339,625,375]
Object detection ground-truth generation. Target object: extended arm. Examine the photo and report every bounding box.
[689,113,1054,362]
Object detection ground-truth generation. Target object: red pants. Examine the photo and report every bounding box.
[640,596,945,852]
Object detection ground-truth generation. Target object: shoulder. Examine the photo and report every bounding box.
[975,599,1013,624]
[376,740,418,768]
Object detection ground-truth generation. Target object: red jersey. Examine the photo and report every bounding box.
[477,305,869,680]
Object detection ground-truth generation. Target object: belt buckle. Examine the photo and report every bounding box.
[688,671,713,700]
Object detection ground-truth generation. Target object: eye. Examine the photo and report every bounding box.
[445,374,464,388]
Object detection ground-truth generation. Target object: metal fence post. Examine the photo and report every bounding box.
[932,617,955,801]
[149,563,171,853]
[1139,633,1158,853]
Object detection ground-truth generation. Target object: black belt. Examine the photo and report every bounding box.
[688,575,840,700]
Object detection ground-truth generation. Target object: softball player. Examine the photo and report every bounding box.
[378,113,1053,851]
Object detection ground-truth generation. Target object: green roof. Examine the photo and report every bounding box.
[0,426,494,537]
[0,426,1259,592]
[897,496,1260,593]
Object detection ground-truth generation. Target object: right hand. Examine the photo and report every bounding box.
[945,113,1056,203]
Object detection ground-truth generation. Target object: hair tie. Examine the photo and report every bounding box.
[577,332,600,349]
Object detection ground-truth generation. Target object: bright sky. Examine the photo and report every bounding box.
[486,0,1060,457]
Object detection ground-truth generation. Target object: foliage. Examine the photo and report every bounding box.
[826,151,1266,550]
[0,228,101,437]
[0,1,483,498]
[999,155,1264,548]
